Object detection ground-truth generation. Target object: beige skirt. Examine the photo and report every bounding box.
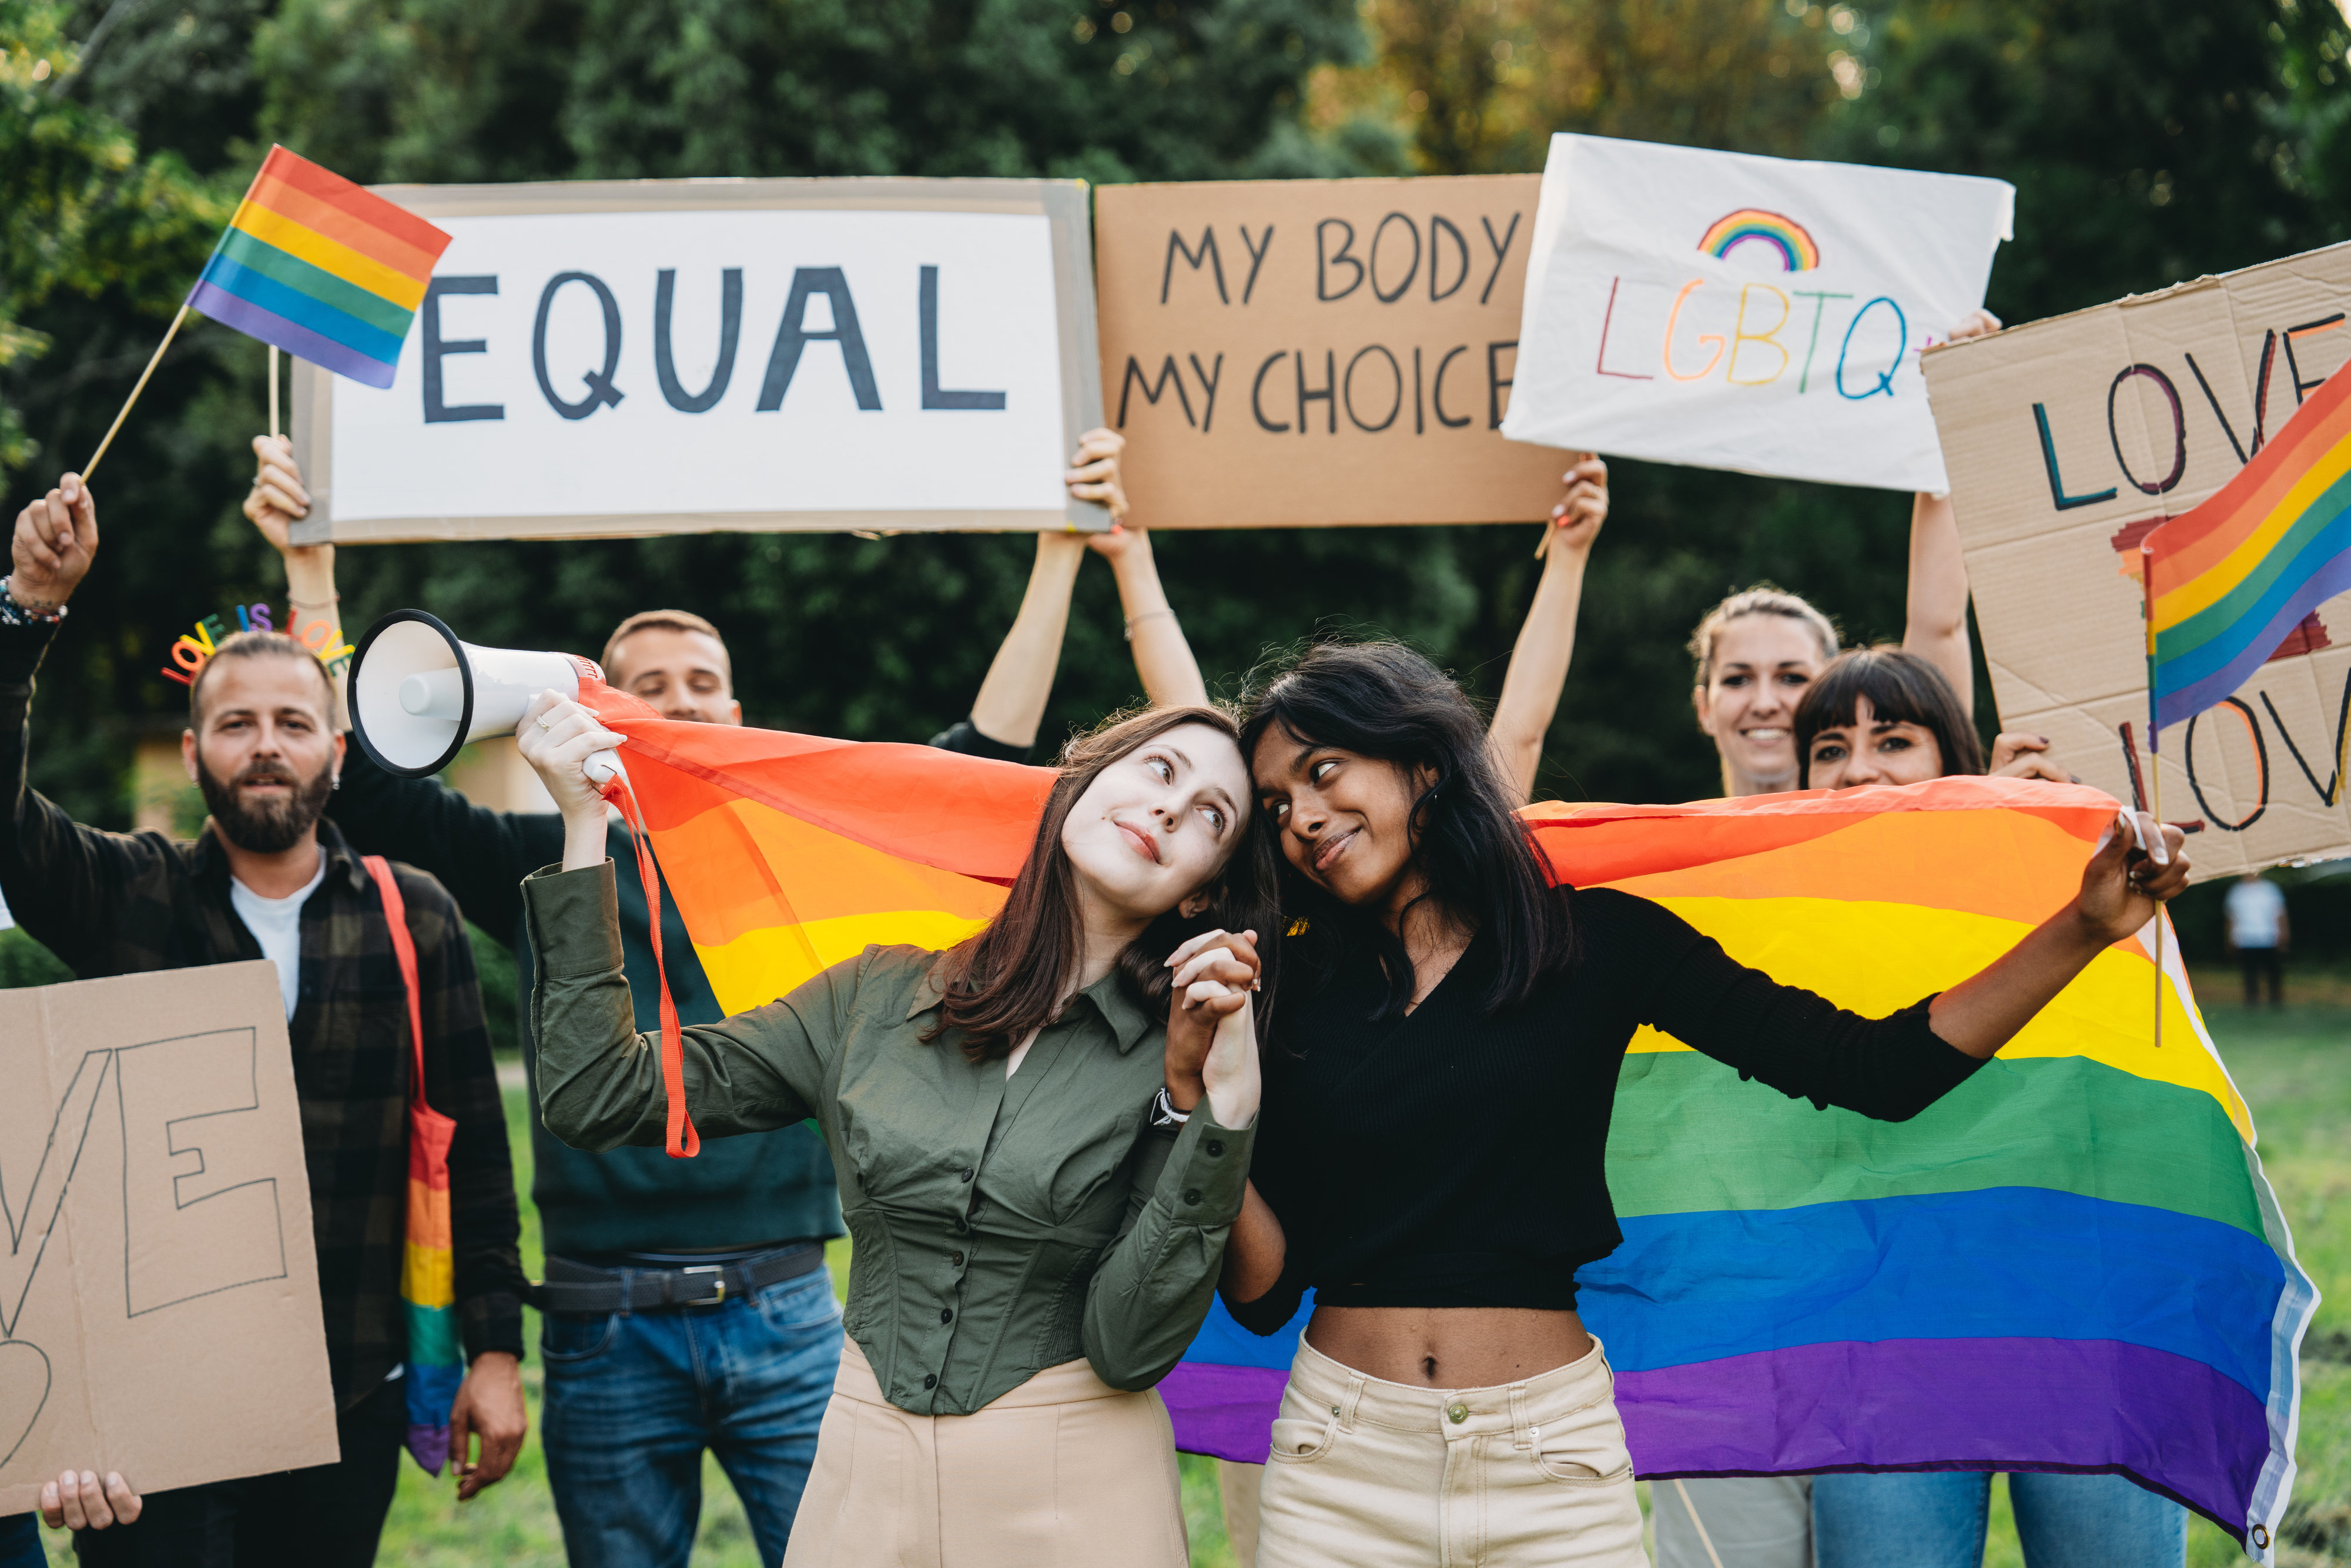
[782,1333,1190,1568]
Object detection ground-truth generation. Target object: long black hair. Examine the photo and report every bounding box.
[1238,641,1576,1020]
[1793,648,1985,787]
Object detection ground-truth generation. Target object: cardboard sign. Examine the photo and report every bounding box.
[1922,240,2351,876]
[290,177,1106,544]
[0,963,337,1513]
[1503,135,2014,492]
[1094,176,1570,528]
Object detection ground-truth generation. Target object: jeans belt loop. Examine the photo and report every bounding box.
[1510,1382,1533,1449]
[618,1266,631,1318]
[1338,1372,1365,1433]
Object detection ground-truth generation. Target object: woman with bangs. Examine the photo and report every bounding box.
[1168,639,2188,1568]
[513,696,1282,1567]
[1794,646,2189,1568]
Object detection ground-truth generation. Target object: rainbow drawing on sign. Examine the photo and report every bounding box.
[1699,209,1821,272]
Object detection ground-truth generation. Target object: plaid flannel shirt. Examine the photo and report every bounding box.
[0,619,525,1406]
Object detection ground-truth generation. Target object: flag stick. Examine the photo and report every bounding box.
[2151,754,2166,1051]
[2143,541,2165,1051]
[83,303,190,481]
[269,344,279,441]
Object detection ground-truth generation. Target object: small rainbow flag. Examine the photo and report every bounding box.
[555,691,2311,1559]
[2147,362,2351,733]
[187,146,451,390]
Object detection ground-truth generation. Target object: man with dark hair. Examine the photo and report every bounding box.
[240,424,1198,1567]
[1,474,528,1565]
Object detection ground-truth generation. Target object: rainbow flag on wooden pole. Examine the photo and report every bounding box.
[561,680,2311,1559]
[83,146,450,478]
[2146,361,2351,736]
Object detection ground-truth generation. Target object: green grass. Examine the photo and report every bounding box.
[31,994,2349,1565]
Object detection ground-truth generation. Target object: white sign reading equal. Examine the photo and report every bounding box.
[1501,135,2014,493]
[290,177,1104,543]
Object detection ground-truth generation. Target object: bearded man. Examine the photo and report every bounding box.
[1,473,528,1567]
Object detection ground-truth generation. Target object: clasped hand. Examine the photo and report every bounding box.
[1161,929,1264,1130]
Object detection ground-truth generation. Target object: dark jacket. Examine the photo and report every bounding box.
[0,619,526,1405]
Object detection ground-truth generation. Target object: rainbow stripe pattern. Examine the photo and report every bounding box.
[1697,207,1821,271]
[1165,780,2311,1559]
[575,682,1047,1020]
[2148,363,2351,732]
[187,146,451,390]
[551,693,2310,1556]
[401,1106,461,1472]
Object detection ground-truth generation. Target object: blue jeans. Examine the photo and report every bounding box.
[540,1265,843,1567]
[1813,1471,2186,1568]
[1,1515,43,1568]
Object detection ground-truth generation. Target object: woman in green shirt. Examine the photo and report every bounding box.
[515,695,1280,1567]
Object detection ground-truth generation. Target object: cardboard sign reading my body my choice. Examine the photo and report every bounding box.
[1923,241,2351,877]
[0,963,336,1513]
[1095,176,1570,528]
[1503,136,2014,493]
[290,178,1105,544]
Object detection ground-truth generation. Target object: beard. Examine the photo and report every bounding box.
[197,751,337,855]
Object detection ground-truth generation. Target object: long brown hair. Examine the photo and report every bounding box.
[924,705,1282,1062]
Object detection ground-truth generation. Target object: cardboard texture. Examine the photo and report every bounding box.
[1923,240,2351,877]
[1,963,337,1514]
[291,176,1107,544]
[1094,176,1569,528]
[1504,135,2013,492]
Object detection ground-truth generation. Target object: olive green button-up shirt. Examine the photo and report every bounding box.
[524,861,1255,1416]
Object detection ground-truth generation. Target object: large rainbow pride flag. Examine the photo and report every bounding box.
[2148,361,2351,733]
[569,685,2312,1560]
[187,146,452,389]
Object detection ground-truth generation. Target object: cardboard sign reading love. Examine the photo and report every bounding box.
[0,963,336,1514]
[1922,239,2351,876]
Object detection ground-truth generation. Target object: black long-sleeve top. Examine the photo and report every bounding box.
[1224,887,1987,1334]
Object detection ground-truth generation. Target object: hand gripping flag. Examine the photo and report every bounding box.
[563,687,2315,1562]
[188,146,453,390]
[2146,361,2351,738]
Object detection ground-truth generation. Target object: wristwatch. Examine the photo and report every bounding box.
[1148,1086,1193,1130]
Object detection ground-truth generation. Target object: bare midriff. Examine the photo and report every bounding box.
[1303,1304,1596,1390]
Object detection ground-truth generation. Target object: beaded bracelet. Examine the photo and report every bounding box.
[0,579,66,626]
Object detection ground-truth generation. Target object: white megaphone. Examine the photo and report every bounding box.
[349,610,624,785]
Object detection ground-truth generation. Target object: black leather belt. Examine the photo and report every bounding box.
[534,1243,826,1314]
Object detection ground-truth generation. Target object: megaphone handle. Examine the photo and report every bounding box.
[584,749,625,786]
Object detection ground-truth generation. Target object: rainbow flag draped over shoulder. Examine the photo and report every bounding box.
[578,682,1050,1018]
[564,694,2312,1559]
[188,146,452,389]
[2147,363,2351,733]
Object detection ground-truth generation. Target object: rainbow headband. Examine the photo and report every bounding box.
[1697,209,1821,272]
[161,603,356,687]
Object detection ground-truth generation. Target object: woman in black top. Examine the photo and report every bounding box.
[1161,641,2188,1568]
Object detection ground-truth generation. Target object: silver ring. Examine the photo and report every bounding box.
[537,713,555,730]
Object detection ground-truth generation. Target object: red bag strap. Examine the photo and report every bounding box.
[362,855,429,1110]
[598,774,701,1160]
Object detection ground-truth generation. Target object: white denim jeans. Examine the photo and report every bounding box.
[1254,1333,1649,1567]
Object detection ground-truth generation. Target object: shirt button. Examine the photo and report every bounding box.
[1205,1140,1224,1157]
[1183,1189,1202,1205]
[923,1373,937,1389]
[959,1168,974,1182]
[1446,1402,1469,1425]
[950,1251,964,1267]
[940,1307,954,1324]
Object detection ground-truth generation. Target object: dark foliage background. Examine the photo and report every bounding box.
[5,0,2347,850]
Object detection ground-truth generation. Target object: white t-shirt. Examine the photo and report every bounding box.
[2225,876,2287,949]
[230,858,329,1019]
